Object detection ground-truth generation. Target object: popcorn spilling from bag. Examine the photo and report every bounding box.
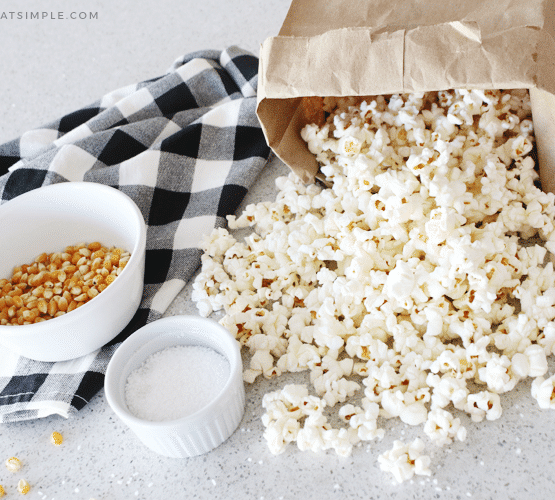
[192,88,555,483]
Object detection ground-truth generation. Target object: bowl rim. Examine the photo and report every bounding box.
[0,181,147,337]
[104,315,243,428]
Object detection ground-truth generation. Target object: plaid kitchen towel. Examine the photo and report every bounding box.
[0,46,271,423]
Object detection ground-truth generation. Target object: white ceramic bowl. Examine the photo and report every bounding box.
[0,182,146,361]
[104,315,245,458]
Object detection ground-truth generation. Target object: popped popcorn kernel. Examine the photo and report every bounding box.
[17,478,30,495]
[50,431,63,446]
[5,456,22,472]
[378,438,432,483]
[0,484,5,497]
[531,373,555,409]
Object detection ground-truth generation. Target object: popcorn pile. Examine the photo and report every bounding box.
[192,89,555,483]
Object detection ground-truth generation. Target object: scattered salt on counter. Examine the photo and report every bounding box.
[124,345,230,421]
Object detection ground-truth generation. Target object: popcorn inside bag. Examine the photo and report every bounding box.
[192,89,555,483]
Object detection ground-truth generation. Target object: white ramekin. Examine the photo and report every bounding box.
[104,315,245,458]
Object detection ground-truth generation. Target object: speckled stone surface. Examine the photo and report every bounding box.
[1,2,555,499]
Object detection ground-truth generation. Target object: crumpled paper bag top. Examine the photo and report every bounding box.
[256,0,555,190]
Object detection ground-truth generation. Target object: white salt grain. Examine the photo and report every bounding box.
[125,345,230,422]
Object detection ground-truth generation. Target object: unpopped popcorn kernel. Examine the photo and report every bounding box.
[5,456,22,472]
[50,431,63,446]
[1,243,129,325]
[17,478,30,495]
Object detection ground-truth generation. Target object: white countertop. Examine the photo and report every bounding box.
[1,1,554,499]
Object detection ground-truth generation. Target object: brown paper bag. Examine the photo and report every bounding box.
[256,0,555,192]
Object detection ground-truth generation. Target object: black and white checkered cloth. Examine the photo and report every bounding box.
[0,46,271,423]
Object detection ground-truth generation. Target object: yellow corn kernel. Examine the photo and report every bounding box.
[83,271,95,281]
[17,478,30,495]
[30,271,46,287]
[8,287,23,297]
[37,299,48,315]
[25,299,38,310]
[64,264,77,276]
[105,275,115,286]
[57,297,69,312]
[91,258,102,272]
[0,484,5,497]
[91,250,105,260]
[5,456,21,472]
[51,251,62,262]
[88,241,102,252]
[50,431,63,446]
[21,309,38,322]
[35,253,48,264]
[47,300,58,317]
